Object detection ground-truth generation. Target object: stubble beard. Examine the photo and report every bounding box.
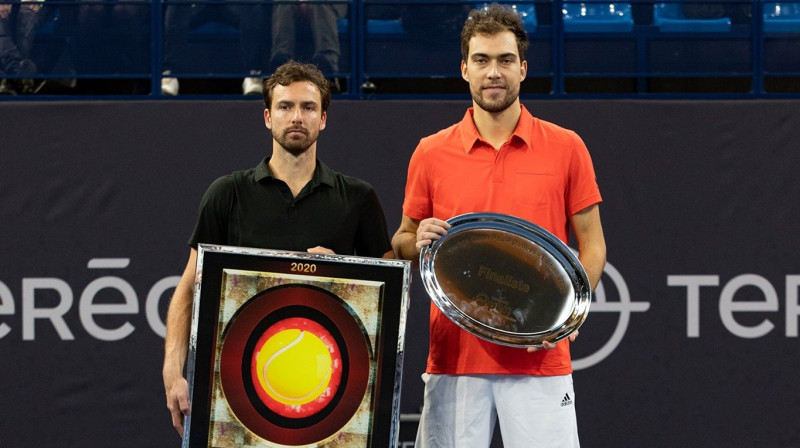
[273,128,318,156]
[472,84,520,114]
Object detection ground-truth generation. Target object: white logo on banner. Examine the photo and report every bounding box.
[572,261,650,371]
[0,258,178,341]
[667,274,800,338]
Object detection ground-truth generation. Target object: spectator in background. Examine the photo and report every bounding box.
[0,0,44,94]
[71,0,150,94]
[161,0,265,96]
[269,0,346,92]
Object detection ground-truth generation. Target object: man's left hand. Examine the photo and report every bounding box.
[307,246,334,254]
[526,330,579,353]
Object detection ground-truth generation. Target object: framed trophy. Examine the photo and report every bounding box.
[182,244,411,448]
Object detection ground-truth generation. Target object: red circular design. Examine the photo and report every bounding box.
[219,284,371,446]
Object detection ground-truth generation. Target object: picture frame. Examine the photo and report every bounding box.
[182,244,411,448]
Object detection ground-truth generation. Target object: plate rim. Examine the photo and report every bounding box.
[419,212,591,347]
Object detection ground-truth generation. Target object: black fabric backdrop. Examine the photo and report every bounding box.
[1,99,799,447]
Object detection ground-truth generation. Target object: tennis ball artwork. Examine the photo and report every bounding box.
[250,317,343,418]
[255,328,332,405]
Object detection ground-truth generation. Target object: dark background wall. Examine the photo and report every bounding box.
[1,99,799,447]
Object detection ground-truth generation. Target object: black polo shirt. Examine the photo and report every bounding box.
[189,158,391,258]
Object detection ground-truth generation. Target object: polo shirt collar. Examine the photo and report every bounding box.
[253,157,336,188]
[459,105,535,153]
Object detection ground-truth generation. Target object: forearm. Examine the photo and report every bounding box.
[163,287,192,382]
[391,215,422,264]
[578,245,606,291]
[570,204,606,291]
[391,231,419,263]
[163,250,197,383]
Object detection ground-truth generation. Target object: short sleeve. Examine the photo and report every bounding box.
[566,132,602,216]
[188,175,235,247]
[401,142,433,220]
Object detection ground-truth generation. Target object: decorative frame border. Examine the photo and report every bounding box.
[182,244,411,448]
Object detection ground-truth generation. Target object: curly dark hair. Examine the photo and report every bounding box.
[460,3,529,62]
[263,61,331,112]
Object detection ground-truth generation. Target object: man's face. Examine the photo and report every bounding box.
[264,81,327,156]
[461,31,527,113]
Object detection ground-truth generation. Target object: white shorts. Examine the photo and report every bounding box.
[414,373,579,448]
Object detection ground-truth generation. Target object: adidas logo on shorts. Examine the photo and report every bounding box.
[560,393,573,407]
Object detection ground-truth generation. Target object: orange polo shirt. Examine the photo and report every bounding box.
[403,105,602,375]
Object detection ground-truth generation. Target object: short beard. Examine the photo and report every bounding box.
[273,129,318,156]
[472,86,519,113]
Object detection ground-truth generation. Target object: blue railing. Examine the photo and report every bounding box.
[1,0,799,99]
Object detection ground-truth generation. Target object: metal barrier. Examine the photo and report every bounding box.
[1,0,799,99]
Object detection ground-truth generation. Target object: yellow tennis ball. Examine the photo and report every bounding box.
[255,329,333,406]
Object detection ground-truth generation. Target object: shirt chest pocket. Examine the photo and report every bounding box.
[513,171,562,211]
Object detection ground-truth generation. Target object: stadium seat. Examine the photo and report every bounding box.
[763,2,800,33]
[471,2,537,33]
[511,3,538,33]
[562,1,634,33]
[337,18,406,37]
[653,2,731,32]
[366,19,406,35]
[346,3,536,38]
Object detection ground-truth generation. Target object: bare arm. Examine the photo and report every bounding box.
[570,204,607,290]
[162,248,197,436]
[527,204,606,352]
[391,215,421,263]
[391,215,451,266]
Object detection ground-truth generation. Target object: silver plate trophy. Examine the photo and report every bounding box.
[419,212,591,348]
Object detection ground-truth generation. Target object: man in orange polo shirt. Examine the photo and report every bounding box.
[391,4,607,448]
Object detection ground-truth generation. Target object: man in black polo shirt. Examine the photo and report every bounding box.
[162,61,393,436]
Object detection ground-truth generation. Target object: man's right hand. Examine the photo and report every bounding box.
[415,217,451,251]
[164,374,191,435]
[392,215,451,264]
